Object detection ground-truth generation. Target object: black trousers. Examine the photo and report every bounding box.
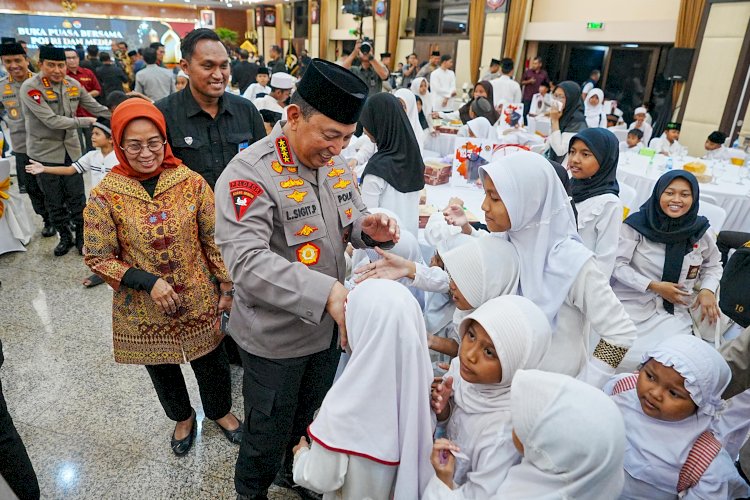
[78,126,94,153]
[0,343,40,500]
[717,231,750,266]
[12,152,48,222]
[522,98,532,124]
[35,154,85,232]
[145,344,232,422]
[234,331,340,496]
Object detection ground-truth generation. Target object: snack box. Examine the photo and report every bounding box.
[424,161,452,186]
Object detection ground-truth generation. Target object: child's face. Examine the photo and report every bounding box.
[626,134,640,147]
[666,129,680,142]
[588,95,600,106]
[659,177,693,219]
[635,113,645,123]
[539,85,548,95]
[91,127,112,149]
[567,139,600,179]
[448,278,472,310]
[480,176,512,232]
[175,76,188,91]
[416,99,423,112]
[704,140,721,151]
[636,359,698,421]
[458,320,503,384]
[257,74,269,86]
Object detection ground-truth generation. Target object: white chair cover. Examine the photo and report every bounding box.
[0,157,33,255]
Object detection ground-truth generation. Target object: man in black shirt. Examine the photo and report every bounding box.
[155,29,265,190]
[231,49,258,95]
[267,45,287,74]
[80,44,101,73]
[95,52,129,98]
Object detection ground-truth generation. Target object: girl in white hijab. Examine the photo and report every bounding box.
[429,296,552,498]
[426,369,626,499]
[292,279,435,499]
[394,88,425,153]
[457,117,496,140]
[604,335,750,500]
[443,151,636,387]
[411,77,435,132]
[584,88,607,128]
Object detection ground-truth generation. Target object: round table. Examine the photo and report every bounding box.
[424,132,460,157]
[616,153,750,232]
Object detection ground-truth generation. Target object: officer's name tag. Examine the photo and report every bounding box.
[285,204,317,221]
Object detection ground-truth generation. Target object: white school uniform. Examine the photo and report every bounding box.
[703,146,732,162]
[575,193,623,278]
[360,176,420,238]
[439,297,551,498]
[424,370,626,499]
[528,92,552,117]
[242,82,271,100]
[74,149,118,187]
[628,121,652,145]
[490,75,522,108]
[430,68,457,112]
[604,336,750,500]
[611,224,723,372]
[293,280,435,499]
[649,134,684,156]
[619,141,643,154]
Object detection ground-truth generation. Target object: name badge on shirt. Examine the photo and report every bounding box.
[687,265,701,280]
[238,141,249,153]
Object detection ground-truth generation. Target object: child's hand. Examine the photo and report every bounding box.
[431,376,454,416]
[443,204,468,228]
[292,436,309,455]
[692,289,720,324]
[430,439,459,488]
[25,160,45,175]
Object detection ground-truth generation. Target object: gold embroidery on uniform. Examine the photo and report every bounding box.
[286,190,308,203]
[593,340,629,369]
[271,160,283,174]
[280,177,304,189]
[327,168,345,177]
[332,178,351,189]
[295,224,318,237]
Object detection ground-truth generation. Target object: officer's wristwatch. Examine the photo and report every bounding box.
[221,287,235,297]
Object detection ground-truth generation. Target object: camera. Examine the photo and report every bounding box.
[360,39,372,55]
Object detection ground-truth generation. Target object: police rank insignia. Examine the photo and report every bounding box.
[332,178,352,189]
[297,242,320,265]
[286,190,308,203]
[280,177,304,189]
[327,168,345,177]
[229,179,264,221]
[275,136,295,165]
[295,224,318,237]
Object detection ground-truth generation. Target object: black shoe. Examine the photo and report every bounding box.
[74,224,84,255]
[216,418,243,445]
[41,221,56,238]
[236,493,268,500]
[170,410,197,457]
[53,229,75,257]
[273,472,322,500]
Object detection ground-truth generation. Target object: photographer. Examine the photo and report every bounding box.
[342,40,389,95]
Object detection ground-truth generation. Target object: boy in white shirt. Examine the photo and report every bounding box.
[25,118,116,287]
[649,122,684,156]
[703,130,732,161]
[242,67,271,100]
[628,106,652,145]
[619,128,643,153]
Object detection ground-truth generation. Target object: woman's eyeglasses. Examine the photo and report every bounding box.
[120,140,167,156]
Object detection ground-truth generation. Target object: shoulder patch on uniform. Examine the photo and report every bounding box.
[27,89,42,105]
[297,242,320,265]
[332,178,351,190]
[275,136,295,165]
[229,179,264,221]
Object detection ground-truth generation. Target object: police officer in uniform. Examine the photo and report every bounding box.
[214,59,400,500]
[0,42,53,237]
[20,45,110,256]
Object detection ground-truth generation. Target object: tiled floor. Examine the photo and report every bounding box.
[0,178,298,499]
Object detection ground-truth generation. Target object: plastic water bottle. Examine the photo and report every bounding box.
[666,157,673,171]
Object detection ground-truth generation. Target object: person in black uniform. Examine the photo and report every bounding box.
[155,29,266,190]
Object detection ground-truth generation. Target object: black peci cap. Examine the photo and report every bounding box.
[707,131,727,145]
[295,58,368,125]
[490,58,501,66]
[39,45,65,61]
[257,67,270,75]
[0,42,25,56]
[666,122,682,131]
[431,50,440,57]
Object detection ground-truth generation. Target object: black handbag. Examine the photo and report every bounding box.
[719,244,750,327]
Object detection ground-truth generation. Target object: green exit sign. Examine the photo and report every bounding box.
[587,22,605,30]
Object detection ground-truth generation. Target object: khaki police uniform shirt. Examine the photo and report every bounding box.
[20,73,110,163]
[0,71,34,154]
[215,123,377,359]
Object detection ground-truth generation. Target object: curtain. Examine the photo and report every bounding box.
[387,0,402,71]
[318,0,329,60]
[469,0,485,83]
[672,0,707,110]
[502,0,529,62]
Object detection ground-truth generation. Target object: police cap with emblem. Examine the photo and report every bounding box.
[0,42,26,57]
[38,45,66,61]
[295,58,368,125]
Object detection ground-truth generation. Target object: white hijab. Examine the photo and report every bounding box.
[499,369,626,499]
[411,77,433,117]
[394,88,424,153]
[584,88,605,128]
[423,233,474,334]
[467,117,496,140]
[480,152,592,325]
[308,279,435,499]
[450,296,551,414]
[612,335,731,494]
